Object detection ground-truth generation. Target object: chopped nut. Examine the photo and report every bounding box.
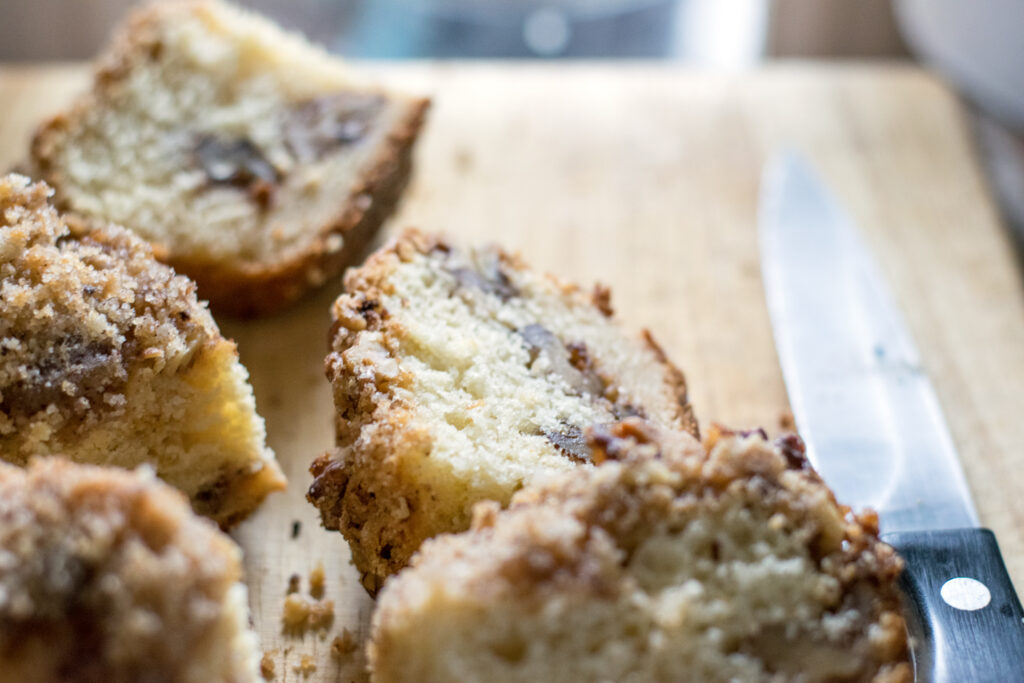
[449,265,518,301]
[287,573,301,594]
[336,305,368,332]
[565,341,604,397]
[774,433,811,471]
[3,336,121,418]
[331,629,357,658]
[517,325,603,397]
[544,424,590,463]
[284,92,384,163]
[309,561,325,599]
[195,135,279,189]
[592,283,614,316]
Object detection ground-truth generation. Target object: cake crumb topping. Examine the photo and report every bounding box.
[0,174,207,427]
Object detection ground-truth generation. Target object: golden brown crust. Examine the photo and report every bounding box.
[191,451,289,529]
[640,329,699,438]
[0,458,259,682]
[28,0,430,318]
[308,419,439,595]
[369,421,910,683]
[309,230,701,591]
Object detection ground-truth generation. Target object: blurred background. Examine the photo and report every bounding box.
[2,0,1022,243]
[0,0,908,64]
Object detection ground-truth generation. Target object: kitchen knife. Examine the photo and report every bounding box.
[759,152,1024,682]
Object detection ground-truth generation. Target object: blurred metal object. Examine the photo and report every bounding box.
[332,0,768,64]
[333,0,683,58]
[676,0,767,67]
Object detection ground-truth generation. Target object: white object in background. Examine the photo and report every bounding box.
[896,0,1024,132]
[675,0,769,68]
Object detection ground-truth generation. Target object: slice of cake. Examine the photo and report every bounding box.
[0,174,283,527]
[308,229,699,590]
[0,458,260,683]
[30,0,429,317]
[369,421,911,683]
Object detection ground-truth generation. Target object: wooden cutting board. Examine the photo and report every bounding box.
[2,63,1023,682]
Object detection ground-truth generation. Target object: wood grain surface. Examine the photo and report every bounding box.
[1,63,1022,682]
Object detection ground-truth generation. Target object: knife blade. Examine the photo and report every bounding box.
[759,152,1024,682]
[758,152,977,534]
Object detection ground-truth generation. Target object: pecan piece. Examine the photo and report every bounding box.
[195,135,279,190]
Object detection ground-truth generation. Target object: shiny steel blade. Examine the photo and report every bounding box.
[759,152,979,534]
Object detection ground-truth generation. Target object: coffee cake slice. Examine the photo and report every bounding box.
[0,174,283,526]
[0,459,260,683]
[308,229,698,590]
[30,0,429,316]
[369,421,910,683]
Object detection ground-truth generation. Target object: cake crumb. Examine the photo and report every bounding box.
[308,598,335,630]
[286,573,300,594]
[283,593,310,628]
[779,410,796,431]
[294,654,316,677]
[259,651,276,679]
[282,593,335,633]
[331,629,357,658]
[309,561,325,598]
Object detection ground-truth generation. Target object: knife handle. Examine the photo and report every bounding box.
[884,529,1024,682]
